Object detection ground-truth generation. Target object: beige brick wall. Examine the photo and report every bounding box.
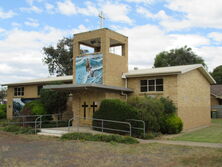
[127,69,211,130]
[6,87,13,119]
[71,89,124,126]
[72,89,106,126]
[177,69,211,130]
[127,75,178,106]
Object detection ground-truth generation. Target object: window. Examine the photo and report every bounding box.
[38,85,43,96]
[140,79,163,92]
[109,38,125,56]
[14,87,24,96]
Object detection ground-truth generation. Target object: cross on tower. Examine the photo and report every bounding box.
[91,101,98,113]
[82,102,88,119]
[98,11,105,28]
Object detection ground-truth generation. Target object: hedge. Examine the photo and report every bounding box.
[94,97,183,136]
[61,132,139,144]
[93,99,139,135]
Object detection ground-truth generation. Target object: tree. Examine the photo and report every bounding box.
[154,46,206,68]
[43,37,73,76]
[211,65,222,84]
[43,37,88,76]
[0,87,6,104]
[40,89,68,116]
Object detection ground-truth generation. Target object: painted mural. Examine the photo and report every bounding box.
[13,98,38,116]
[76,53,103,84]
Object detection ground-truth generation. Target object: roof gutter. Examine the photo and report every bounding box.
[122,72,181,78]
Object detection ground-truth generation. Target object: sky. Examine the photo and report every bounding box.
[0,0,222,84]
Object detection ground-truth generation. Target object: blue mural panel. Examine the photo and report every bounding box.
[76,54,103,84]
[13,98,38,116]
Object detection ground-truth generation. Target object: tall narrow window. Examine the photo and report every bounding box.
[140,79,163,92]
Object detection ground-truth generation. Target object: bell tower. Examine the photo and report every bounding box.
[73,28,128,87]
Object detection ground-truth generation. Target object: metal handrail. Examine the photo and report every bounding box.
[127,119,146,137]
[10,113,72,125]
[35,115,42,133]
[69,116,132,136]
[68,117,74,131]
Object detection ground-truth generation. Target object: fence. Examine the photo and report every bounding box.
[8,113,73,132]
[212,105,222,118]
[8,114,146,137]
[127,119,145,137]
[68,116,146,137]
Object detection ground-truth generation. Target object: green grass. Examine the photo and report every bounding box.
[2,125,37,134]
[0,119,7,127]
[172,119,222,143]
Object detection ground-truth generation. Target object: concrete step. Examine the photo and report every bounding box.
[37,128,69,137]
[37,132,62,137]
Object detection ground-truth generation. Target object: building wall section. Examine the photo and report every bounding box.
[127,75,178,106]
[177,69,211,130]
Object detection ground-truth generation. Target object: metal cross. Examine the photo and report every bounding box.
[91,101,98,113]
[82,102,88,119]
[98,11,105,28]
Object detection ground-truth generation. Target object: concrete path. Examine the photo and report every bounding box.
[139,139,222,148]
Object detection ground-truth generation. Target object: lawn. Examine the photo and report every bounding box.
[0,131,222,167]
[172,119,222,143]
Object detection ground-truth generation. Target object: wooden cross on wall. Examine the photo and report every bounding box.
[82,102,88,119]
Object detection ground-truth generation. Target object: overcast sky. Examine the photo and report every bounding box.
[0,0,222,84]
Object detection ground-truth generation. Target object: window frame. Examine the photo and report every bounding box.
[14,87,24,96]
[140,78,164,92]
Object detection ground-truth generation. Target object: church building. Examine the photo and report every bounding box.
[3,28,216,130]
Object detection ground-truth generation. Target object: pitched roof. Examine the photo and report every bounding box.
[2,75,73,86]
[211,85,222,98]
[123,64,216,84]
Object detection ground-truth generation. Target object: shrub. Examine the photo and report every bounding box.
[0,104,6,119]
[3,125,37,134]
[93,99,139,135]
[21,100,46,115]
[61,132,139,144]
[128,96,164,132]
[94,99,138,121]
[160,114,183,134]
[160,97,177,114]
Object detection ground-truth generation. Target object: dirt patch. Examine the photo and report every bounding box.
[0,131,222,167]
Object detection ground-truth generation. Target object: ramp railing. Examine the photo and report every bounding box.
[127,119,146,137]
[68,116,132,136]
[35,115,42,133]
